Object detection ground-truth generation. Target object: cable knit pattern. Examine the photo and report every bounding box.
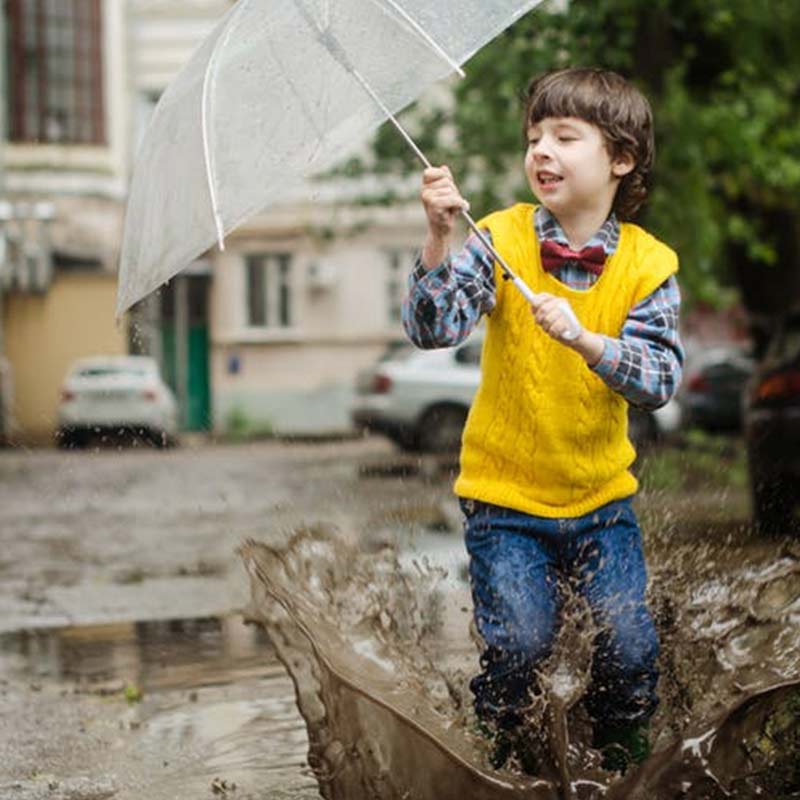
[454,203,679,518]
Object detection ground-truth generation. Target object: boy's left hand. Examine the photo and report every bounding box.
[530,294,604,365]
[531,293,582,340]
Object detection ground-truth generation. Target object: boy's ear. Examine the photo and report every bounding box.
[612,152,635,178]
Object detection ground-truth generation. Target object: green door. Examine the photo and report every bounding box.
[186,323,211,430]
[160,275,212,431]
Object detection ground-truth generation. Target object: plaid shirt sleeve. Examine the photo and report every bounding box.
[591,276,684,410]
[401,232,496,349]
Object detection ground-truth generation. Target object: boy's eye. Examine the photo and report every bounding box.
[558,136,578,142]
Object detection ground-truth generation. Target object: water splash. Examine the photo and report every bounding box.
[240,521,800,799]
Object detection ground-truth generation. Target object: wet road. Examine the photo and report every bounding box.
[0,437,461,799]
[2,436,790,799]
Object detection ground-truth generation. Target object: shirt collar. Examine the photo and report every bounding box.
[534,205,620,256]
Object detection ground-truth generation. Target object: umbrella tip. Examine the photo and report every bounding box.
[213,212,226,252]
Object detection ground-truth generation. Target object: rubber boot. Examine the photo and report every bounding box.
[593,722,651,774]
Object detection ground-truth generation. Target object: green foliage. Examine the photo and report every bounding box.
[366,0,800,309]
[638,432,747,493]
[225,406,274,442]
[226,406,250,438]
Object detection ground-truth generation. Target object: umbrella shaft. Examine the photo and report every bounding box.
[347,65,530,294]
[381,112,530,292]
[458,208,531,296]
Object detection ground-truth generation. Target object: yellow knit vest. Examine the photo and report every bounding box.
[454,203,679,518]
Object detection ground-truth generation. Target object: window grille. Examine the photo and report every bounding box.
[6,0,105,145]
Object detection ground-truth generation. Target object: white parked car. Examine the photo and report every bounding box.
[352,338,482,453]
[352,337,679,454]
[56,355,178,448]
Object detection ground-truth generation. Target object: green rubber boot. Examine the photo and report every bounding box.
[593,722,651,774]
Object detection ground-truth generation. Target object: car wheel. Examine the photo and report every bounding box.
[389,430,419,453]
[56,427,87,449]
[751,470,795,535]
[148,429,172,449]
[417,405,468,454]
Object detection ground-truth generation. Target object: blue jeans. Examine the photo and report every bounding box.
[462,497,659,731]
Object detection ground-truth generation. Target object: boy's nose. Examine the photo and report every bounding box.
[530,138,552,160]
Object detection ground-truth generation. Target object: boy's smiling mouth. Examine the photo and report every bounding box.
[537,170,563,186]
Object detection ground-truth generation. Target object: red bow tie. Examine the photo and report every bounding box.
[540,240,606,276]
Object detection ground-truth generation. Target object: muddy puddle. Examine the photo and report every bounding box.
[0,616,318,800]
[240,511,800,800]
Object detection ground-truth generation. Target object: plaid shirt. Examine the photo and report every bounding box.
[401,206,684,410]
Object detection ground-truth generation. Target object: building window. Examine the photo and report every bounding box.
[6,0,105,145]
[386,249,414,325]
[246,253,293,329]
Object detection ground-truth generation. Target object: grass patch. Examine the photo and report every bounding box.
[224,406,275,443]
[637,430,748,493]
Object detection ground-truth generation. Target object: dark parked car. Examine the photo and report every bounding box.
[744,313,800,534]
[681,348,753,433]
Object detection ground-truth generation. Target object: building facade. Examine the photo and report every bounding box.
[2,0,427,443]
[1,0,130,442]
[211,195,422,435]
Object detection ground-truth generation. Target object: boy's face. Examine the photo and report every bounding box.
[524,116,633,221]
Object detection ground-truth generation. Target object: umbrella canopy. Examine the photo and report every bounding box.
[117,0,544,315]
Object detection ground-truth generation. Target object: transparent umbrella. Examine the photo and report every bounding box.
[117,0,570,330]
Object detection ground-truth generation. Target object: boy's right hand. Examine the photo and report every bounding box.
[420,167,470,268]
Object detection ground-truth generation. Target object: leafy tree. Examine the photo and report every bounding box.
[368,0,800,311]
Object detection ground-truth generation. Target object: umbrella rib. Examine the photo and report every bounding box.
[369,0,465,78]
[263,37,329,167]
[201,68,226,250]
[201,0,251,251]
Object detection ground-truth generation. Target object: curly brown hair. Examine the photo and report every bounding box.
[523,68,654,220]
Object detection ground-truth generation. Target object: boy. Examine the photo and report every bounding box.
[402,67,683,773]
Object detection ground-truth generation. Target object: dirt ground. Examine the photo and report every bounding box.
[0,435,757,799]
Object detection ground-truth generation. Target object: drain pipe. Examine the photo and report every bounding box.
[0,9,8,442]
